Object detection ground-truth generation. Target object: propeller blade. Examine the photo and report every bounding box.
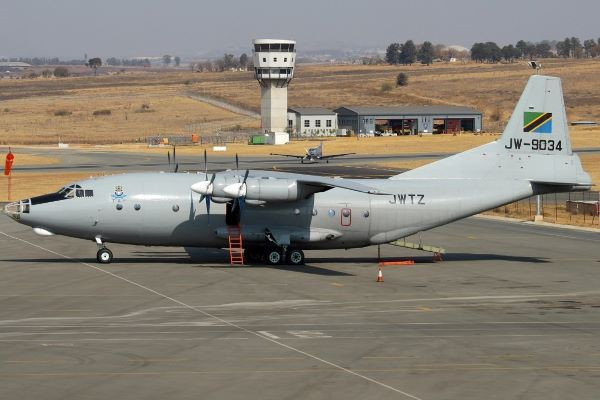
[204,149,208,179]
[168,151,171,165]
[235,153,239,170]
[174,163,179,173]
[242,169,250,185]
[173,146,176,164]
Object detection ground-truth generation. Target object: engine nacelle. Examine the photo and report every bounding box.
[224,178,301,202]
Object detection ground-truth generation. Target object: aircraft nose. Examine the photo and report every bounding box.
[3,199,30,221]
[4,201,21,219]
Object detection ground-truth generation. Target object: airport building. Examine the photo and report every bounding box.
[335,105,482,135]
[287,107,338,137]
[253,39,296,134]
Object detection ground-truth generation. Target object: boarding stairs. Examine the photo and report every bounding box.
[227,225,244,265]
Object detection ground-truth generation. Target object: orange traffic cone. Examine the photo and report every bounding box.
[376,267,384,282]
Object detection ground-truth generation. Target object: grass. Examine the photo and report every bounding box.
[2,60,600,145]
[0,84,259,145]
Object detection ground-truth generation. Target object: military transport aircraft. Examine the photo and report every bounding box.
[4,76,592,265]
[270,141,355,163]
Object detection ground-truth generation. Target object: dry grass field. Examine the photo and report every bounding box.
[0,78,259,145]
[1,60,600,145]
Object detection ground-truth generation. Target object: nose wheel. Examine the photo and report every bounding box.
[96,248,113,264]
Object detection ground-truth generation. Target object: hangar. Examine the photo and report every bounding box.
[335,105,482,135]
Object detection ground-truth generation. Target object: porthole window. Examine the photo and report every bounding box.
[116,203,123,210]
[342,209,351,217]
[363,210,370,218]
[134,204,141,211]
[328,209,335,217]
[294,208,300,215]
[312,209,318,216]
[172,205,180,212]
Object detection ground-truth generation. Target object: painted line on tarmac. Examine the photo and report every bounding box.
[0,231,424,400]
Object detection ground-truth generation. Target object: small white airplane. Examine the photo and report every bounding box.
[271,141,355,163]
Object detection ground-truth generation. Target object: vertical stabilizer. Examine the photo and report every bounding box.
[499,75,572,155]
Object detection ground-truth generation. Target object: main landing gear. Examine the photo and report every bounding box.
[244,246,305,266]
[95,236,114,264]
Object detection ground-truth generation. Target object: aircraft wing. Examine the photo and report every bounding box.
[319,152,356,160]
[296,176,388,195]
[270,153,305,159]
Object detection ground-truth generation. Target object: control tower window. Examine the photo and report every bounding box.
[259,44,269,52]
[262,58,266,62]
[284,58,287,62]
[273,57,277,62]
[289,44,295,52]
[281,44,289,52]
[254,44,260,52]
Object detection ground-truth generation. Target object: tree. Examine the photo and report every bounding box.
[174,56,181,67]
[556,38,571,58]
[583,39,597,57]
[470,42,488,62]
[534,42,552,58]
[515,40,528,59]
[385,43,401,65]
[222,53,237,70]
[86,57,102,76]
[399,40,416,65]
[162,54,172,66]
[570,37,583,58]
[502,45,518,62]
[53,66,70,77]
[417,41,434,65]
[396,72,408,86]
[239,53,249,69]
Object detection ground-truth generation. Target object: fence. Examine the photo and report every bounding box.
[146,132,255,147]
[487,191,600,227]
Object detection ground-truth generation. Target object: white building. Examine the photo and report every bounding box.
[287,107,338,137]
[253,39,296,133]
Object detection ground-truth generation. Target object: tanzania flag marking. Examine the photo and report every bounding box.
[524,112,552,134]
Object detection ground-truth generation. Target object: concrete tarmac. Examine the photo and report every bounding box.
[1,215,599,400]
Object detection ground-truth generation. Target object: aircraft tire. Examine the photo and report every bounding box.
[265,248,282,265]
[286,249,305,266]
[97,248,113,264]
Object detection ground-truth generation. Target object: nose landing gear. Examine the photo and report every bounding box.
[95,236,113,264]
[97,248,114,264]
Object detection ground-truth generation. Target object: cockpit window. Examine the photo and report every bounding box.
[30,184,91,205]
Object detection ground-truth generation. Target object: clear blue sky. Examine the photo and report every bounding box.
[1,0,598,58]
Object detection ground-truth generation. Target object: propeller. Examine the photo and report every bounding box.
[204,148,208,179]
[172,145,178,173]
[167,151,171,165]
[229,169,249,213]
[235,153,239,170]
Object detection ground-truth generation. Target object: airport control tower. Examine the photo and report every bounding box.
[253,39,296,133]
